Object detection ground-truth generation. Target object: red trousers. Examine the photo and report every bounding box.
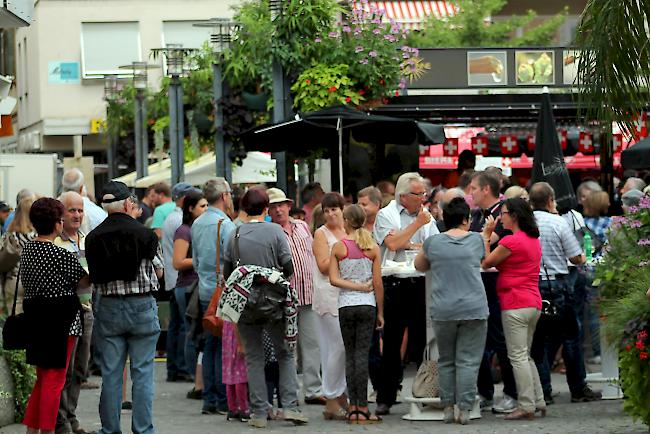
[23,336,76,431]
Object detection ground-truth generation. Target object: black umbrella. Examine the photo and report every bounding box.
[621,136,650,169]
[531,89,578,213]
[240,105,446,192]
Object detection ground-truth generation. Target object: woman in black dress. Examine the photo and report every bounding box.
[21,197,88,434]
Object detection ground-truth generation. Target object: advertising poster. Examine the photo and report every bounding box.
[515,51,554,85]
[467,51,507,86]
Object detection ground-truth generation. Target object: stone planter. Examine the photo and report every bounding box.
[0,355,15,427]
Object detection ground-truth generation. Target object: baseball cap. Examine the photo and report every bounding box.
[172,182,200,200]
[0,201,9,212]
[267,188,293,204]
[101,181,131,203]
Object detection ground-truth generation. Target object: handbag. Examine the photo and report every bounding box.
[569,211,603,255]
[202,219,225,337]
[540,262,564,318]
[412,340,440,399]
[2,268,27,350]
[231,227,286,325]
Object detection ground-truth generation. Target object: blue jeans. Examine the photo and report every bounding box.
[200,300,227,411]
[166,290,189,378]
[531,277,587,396]
[95,295,160,434]
[175,285,197,375]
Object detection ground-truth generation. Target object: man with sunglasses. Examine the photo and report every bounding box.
[373,172,439,416]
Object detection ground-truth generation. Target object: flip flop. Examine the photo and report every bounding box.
[347,410,382,425]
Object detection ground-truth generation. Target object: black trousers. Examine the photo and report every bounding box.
[376,276,426,407]
[476,272,518,400]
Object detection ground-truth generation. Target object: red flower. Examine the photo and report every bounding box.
[329,86,338,92]
[379,79,385,85]
[636,340,645,350]
[358,89,366,96]
[626,345,632,352]
[639,330,648,339]
[305,79,311,85]
[640,352,649,360]
[382,97,389,104]
[394,91,400,97]
[345,97,351,103]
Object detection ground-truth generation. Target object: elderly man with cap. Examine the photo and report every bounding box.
[162,182,201,384]
[268,187,325,405]
[86,181,163,434]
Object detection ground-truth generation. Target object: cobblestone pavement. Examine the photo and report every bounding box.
[1,362,646,434]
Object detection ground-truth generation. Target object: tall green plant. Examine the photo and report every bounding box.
[407,0,567,48]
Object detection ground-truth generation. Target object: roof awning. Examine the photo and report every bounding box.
[353,1,457,30]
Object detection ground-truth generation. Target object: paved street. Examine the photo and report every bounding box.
[1,362,645,434]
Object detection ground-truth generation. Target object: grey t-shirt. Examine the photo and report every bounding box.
[423,232,488,321]
[224,221,292,273]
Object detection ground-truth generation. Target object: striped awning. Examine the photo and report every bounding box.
[353,1,458,30]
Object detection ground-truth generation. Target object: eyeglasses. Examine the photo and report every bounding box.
[407,191,427,197]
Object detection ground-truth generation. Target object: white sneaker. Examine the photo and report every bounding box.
[284,409,309,425]
[492,395,517,414]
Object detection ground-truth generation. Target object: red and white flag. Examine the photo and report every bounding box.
[635,112,648,139]
[471,136,489,156]
[499,135,518,155]
[419,144,430,157]
[527,135,536,151]
[578,132,593,154]
[443,138,459,157]
[612,133,623,152]
[558,129,568,151]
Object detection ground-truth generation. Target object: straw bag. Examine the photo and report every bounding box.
[411,341,440,399]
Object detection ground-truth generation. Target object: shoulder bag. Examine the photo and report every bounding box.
[202,219,225,337]
[2,268,27,350]
[570,212,603,254]
[411,340,440,400]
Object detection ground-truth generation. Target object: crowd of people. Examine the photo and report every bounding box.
[1,162,649,433]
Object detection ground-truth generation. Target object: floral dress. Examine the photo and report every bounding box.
[222,321,248,384]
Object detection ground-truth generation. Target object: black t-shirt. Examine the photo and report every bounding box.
[469,201,512,252]
[138,203,154,224]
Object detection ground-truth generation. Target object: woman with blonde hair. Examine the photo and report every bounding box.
[0,195,37,314]
[330,204,384,423]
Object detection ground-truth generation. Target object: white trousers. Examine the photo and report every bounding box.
[316,312,347,399]
[297,306,323,398]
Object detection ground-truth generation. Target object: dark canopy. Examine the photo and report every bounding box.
[621,136,650,170]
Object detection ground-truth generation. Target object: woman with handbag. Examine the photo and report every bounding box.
[311,192,348,420]
[20,198,89,434]
[414,197,488,425]
[0,195,37,315]
[222,188,307,428]
[482,197,545,420]
[173,190,208,400]
[329,204,384,424]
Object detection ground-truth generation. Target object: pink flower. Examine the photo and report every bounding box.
[629,220,643,228]
[369,51,378,57]
[638,239,650,245]
[355,46,364,53]
[373,28,382,34]
[328,31,338,38]
[640,196,650,208]
[342,26,351,33]
[314,38,321,43]
[359,58,369,65]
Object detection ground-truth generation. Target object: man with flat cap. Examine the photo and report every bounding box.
[86,181,164,434]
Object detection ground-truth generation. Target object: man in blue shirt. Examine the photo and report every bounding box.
[191,177,235,415]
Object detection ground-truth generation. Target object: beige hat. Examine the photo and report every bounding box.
[267,187,293,204]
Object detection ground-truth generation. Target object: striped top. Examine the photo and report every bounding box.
[282,219,315,306]
[534,210,582,277]
[338,239,376,308]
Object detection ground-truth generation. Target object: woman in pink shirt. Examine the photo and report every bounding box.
[482,197,545,420]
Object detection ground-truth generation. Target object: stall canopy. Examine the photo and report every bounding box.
[353,1,458,30]
[114,151,276,188]
[621,136,650,170]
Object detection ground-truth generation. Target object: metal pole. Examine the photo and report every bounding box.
[140,92,148,178]
[338,120,343,194]
[134,90,144,180]
[214,62,226,179]
[107,132,117,179]
[272,59,287,191]
[169,77,180,184]
[176,80,185,183]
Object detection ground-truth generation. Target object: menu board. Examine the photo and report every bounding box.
[515,50,555,85]
[467,51,507,86]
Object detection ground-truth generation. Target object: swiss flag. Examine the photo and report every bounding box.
[635,112,648,139]
[499,135,518,155]
[558,129,568,150]
[612,133,623,152]
[578,132,594,154]
[443,138,459,157]
[471,136,489,156]
[527,135,536,150]
[419,144,430,157]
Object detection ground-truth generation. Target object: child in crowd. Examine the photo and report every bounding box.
[329,204,384,424]
[222,321,249,422]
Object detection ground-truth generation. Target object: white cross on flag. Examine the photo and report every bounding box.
[471,136,489,156]
[443,138,459,157]
[499,135,518,155]
[578,132,593,154]
[635,112,648,139]
[557,129,568,150]
[527,135,536,151]
[612,133,623,152]
[419,144,430,157]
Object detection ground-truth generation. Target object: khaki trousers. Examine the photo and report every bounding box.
[502,307,545,412]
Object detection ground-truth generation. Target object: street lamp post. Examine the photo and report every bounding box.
[154,44,190,185]
[195,18,233,183]
[103,75,119,179]
[269,0,288,191]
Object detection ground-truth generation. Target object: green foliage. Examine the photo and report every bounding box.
[292,64,364,113]
[0,348,36,423]
[575,0,650,139]
[617,310,650,427]
[407,0,567,48]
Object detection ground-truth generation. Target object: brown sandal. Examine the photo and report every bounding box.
[347,410,382,425]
